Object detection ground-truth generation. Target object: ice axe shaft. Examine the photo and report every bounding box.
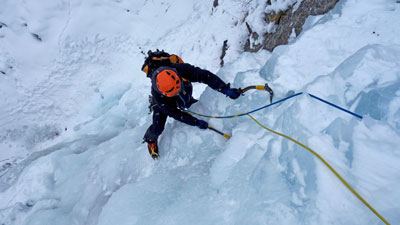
[208,126,231,139]
[240,83,274,103]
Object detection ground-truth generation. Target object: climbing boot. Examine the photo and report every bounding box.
[147,141,159,160]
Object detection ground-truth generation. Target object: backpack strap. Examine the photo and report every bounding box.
[169,55,184,63]
[150,55,184,64]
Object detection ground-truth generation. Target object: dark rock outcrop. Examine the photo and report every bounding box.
[245,0,339,52]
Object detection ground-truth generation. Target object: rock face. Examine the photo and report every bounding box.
[245,0,339,52]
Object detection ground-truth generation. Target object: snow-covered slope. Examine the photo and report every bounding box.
[1,0,400,225]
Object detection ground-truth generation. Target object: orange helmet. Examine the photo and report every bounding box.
[154,69,182,97]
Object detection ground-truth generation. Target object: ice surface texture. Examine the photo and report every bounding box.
[1,0,400,225]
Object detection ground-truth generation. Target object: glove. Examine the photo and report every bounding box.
[221,85,242,99]
[196,119,209,129]
[147,141,159,160]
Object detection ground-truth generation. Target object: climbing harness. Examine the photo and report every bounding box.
[188,85,388,225]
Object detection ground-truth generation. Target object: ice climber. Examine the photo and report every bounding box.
[141,50,242,160]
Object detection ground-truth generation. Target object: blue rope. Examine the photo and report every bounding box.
[185,92,303,119]
[185,92,363,120]
[308,94,363,120]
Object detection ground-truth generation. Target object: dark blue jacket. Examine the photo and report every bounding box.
[143,63,229,142]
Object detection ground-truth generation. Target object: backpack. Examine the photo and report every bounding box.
[143,50,186,113]
[141,49,184,77]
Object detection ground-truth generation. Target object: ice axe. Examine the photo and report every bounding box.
[239,83,274,103]
[208,125,231,139]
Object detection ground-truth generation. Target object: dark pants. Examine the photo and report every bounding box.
[143,95,198,143]
[144,106,168,143]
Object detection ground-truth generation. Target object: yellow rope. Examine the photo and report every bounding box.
[187,99,389,223]
[247,114,390,225]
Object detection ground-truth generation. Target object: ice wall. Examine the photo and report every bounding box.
[1,0,400,225]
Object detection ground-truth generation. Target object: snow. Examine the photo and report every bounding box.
[1,0,400,225]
